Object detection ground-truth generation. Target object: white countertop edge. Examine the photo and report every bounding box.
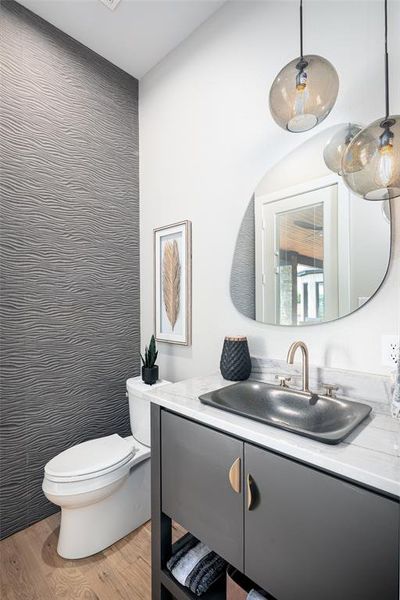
[146,376,400,499]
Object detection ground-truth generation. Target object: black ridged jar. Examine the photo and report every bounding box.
[220,336,252,381]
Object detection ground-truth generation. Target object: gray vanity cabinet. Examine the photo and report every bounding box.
[161,410,244,571]
[154,408,399,600]
[244,443,399,600]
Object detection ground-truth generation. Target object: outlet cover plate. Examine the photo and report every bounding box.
[381,335,400,367]
[98,0,121,11]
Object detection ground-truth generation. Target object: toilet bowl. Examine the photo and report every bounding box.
[42,377,169,559]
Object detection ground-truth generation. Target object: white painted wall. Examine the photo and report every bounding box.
[140,0,400,381]
[349,197,391,311]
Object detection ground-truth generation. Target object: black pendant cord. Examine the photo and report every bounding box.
[384,0,390,119]
[299,0,304,59]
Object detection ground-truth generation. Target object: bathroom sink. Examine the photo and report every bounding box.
[199,381,372,444]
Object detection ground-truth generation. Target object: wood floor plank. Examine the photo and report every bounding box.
[1,513,188,600]
[106,520,152,569]
[0,516,154,600]
[1,534,51,600]
[120,556,152,599]
[1,537,22,600]
[87,553,152,600]
[17,525,93,599]
[172,521,186,543]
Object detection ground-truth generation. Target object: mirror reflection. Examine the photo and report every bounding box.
[231,125,391,326]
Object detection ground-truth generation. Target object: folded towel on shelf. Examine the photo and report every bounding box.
[166,535,199,572]
[247,589,267,600]
[186,547,227,596]
[167,534,227,596]
[170,542,211,587]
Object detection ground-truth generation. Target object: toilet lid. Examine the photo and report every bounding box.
[45,434,135,481]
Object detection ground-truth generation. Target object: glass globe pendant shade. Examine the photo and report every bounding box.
[382,199,391,223]
[269,54,339,133]
[323,123,363,175]
[342,115,400,200]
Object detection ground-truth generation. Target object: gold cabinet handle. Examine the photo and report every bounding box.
[228,457,241,494]
[247,473,254,510]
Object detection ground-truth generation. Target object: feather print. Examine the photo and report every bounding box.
[163,240,181,330]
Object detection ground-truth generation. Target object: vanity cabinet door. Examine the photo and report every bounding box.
[161,411,244,570]
[244,443,399,600]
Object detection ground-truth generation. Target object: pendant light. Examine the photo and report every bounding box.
[323,123,363,175]
[342,0,400,200]
[269,0,339,133]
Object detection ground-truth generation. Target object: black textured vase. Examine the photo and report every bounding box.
[220,336,252,381]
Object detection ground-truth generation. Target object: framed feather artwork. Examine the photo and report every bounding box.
[154,221,192,345]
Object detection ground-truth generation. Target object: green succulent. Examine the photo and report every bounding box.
[140,335,158,368]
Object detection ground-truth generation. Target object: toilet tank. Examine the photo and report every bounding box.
[126,377,170,447]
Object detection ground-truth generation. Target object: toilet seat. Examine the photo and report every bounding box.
[45,434,135,483]
[42,436,150,497]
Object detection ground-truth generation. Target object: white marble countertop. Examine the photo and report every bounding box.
[146,373,400,498]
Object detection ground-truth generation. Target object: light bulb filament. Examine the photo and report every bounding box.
[379,142,393,155]
[294,69,308,116]
[296,69,307,91]
[376,126,395,188]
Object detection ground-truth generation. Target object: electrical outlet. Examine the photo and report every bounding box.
[381,335,400,367]
[98,0,121,11]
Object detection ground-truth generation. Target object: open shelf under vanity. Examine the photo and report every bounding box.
[160,532,226,600]
[160,531,274,600]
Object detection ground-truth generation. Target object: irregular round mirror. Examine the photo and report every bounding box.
[231,124,392,326]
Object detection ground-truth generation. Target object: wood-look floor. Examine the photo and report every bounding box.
[0,513,183,600]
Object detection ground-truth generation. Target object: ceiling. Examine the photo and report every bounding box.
[279,205,324,262]
[17,0,226,79]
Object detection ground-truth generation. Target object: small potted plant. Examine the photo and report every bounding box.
[140,335,159,385]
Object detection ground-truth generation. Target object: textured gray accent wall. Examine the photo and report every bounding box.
[230,197,256,320]
[0,1,139,539]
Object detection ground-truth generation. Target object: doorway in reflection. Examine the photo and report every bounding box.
[261,181,338,326]
[277,203,324,325]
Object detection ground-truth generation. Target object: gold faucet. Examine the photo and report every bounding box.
[287,341,310,393]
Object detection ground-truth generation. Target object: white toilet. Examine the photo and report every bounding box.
[42,377,169,559]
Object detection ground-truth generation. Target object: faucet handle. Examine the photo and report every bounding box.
[322,383,339,398]
[275,375,291,388]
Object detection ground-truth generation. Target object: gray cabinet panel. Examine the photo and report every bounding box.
[244,443,399,600]
[161,411,244,570]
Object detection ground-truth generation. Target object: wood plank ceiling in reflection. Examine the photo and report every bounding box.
[278,204,324,262]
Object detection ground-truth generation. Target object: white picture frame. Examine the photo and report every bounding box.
[154,220,192,345]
